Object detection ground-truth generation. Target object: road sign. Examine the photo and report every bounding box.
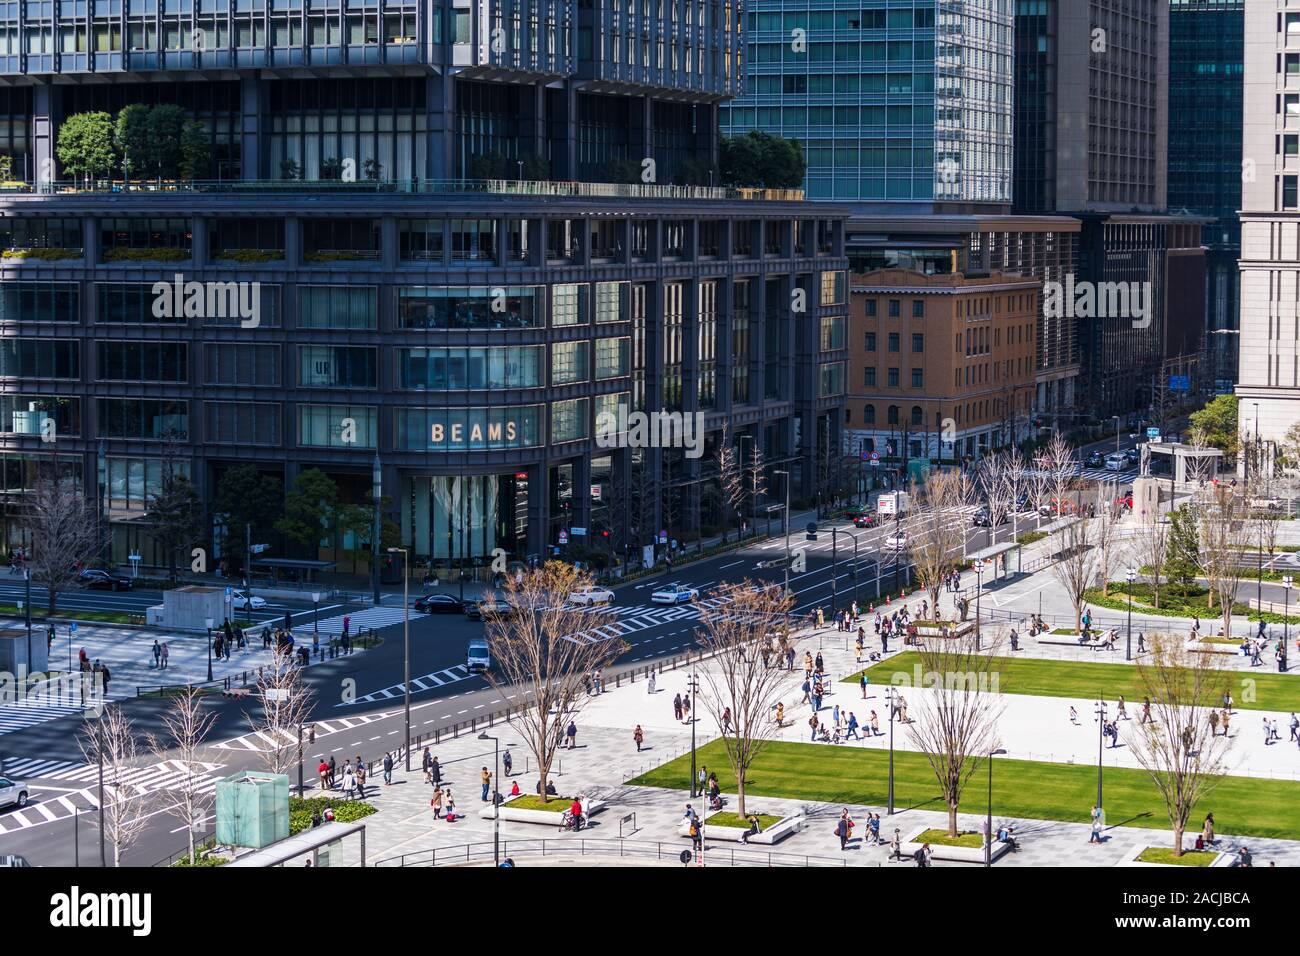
[558,530,569,545]
[870,459,880,468]
[571,527,587,537]
[1146,427,1161,439]
[590,484,602,500]
[250,543,270,554]
[658,530,668,544]
[70,621,77,633]
[225,586,233,598]
[1169,375,1190,392]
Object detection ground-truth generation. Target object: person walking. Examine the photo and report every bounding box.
[480,766,492,802]
[382,751,393,786]
[836,813,851,850]
[846,712,860,740]
[430,786,444,819]
[860,671,870,699]
[151,640,161,668]
[633,724,644,752]
[681,692,691,723]
[1089,805,1103,844]
[673,693,683,722]
[429,755,441,788]
[566,720,578,749]
[317,759,329,792]
[809,713,820,741]
[444,789,456,823]
[327,755,337,789]
[159,641,169,669]
[502,748,513,777]
[422,747,433,783]
[342,763,357,799]
[1289,712,1299,744]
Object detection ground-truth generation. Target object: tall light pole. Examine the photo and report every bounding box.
[204,616,214,682]
[311,591,321,657]
[886,685,897,815]
[388,547,411,770]
[775,468,792,633]
[688,668,700,798]
[973,558,985,650]
[1125,567,1136,660]
[372,454,383,604]
[1284,576,1293,667]
[984,748,1007,867]
[738,433,752,537]
[1094,699,1107,810]
[478,730,501,865]
[835,528,862,611]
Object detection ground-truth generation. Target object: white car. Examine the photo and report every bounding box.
[1104,453,1128,472]
[232,590,267,611]
[0,775,28,810]
[883,532,909,551]
[570,586,615,606]
[650,583,699,605]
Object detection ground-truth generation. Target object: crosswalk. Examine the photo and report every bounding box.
[344,664,475,706]
[562,597,731,646]
[0,758,227,836]
[264,604,412,637]
[0,699,96,737]
[215,709,392,747]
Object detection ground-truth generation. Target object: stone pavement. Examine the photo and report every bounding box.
[316,620,1300,868]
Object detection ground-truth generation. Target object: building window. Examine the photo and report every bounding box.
[551,284,590,326]
[298,404,377,448]
[1285,176,1299,211]
[820,270,845,306]
[98,399,188,440]
[888,332,900,352]
[398,219,445,261]
[864,404,876,424]
[912,300,925,318]
[106,457,190,512]
[551,341,590,385]
[206,402,281,446]
[595,337,630,379]
[888,299,900,317]
[397,286,541,330]
[0,395,80,436]
[551,398,589,443]
[595,282,626,323]
[911,368,923,388]
[298,346,378,388]
[1,282,79,323]
[911,405,923,426]
[865,332,876,352]
[399,346,544,390]
[864,367,876,387]
[865,299,877,317]
[205,344,280,386]
[298,286,378,330]
[888,367,899,387]
[912,333,924,352]
[98,341,186,382]
[887,405,899,425]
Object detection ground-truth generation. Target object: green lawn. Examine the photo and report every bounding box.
[1136,847,1217,867]
[503,794,573,811]
[706,812,783,830]
[840,651,1300,713]
[916,827,984,848]
[629,740,1300,841]
[1,602,138,626]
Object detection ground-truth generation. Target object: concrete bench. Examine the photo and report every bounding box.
[1187,640,1239,657]
[676,810,802,846]
[899,834,1012,864]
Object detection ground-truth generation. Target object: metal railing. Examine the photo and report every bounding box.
[371,838,851,868]
[13,178,807,203]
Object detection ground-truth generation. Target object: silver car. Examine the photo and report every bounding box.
[0,775,28,810]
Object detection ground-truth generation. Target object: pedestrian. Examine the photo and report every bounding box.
[1089,805,1103,844]
[431,786,444,819]
[1290,712,1299,744]
[343,763,357,799]
[152,640,161,668]
[566,720,578,749]
[355,760,367,799]
[855,631,865,662]
[809,714,820,741]
[860,671,869,699]
[721,706,732,734]
[327,755,337,789]
[1069,706,1078,725]
[1116,696,1128,720]
[647,670,657,695]
[502,748,513,776]
[481,766,492,801]
[318,759,329,791]
[870,710,880,736]
[429,755,441,787]
[1137,632,1146,654]
[836,813,851,850]
[422,747,432,783]
[633,724,644,752]
[673,693,683,722]
[682,693,691,723]
[382,752,393,786]
[846,712,860,739]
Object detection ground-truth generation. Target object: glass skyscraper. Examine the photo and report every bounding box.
[722,0,1014,207]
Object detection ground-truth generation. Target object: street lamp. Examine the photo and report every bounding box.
[1284,576,1294,669]
[204,616,214,682]
[1094,700,1107,810]
[886,685,898,815]
[311,591,321,658]
[774,469,792,633]
[687,668,700,798]
[388,547,411,770]
[984,747,1007,867]
[478,730,501,866]
[833,528,863,614]
[372,454,383,605]
[1125,567,1136,660]
[973,558,985,650]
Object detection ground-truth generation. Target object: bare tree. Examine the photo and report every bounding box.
[26,476,103,617]
[1050,516,1103,634]
[1184,427,1219,487]
[1041,432,1077,523]
[246,648,316,777]
[147,686,217,864]
[978,452,1015,547]
[714,425,745,544]
[1002,448,1028,542]
[1027,451,1051,530]
[1093,481,1124,598]
[1136,504,1171,610]
[1123,634,1233,855]
[693,580,794,815]
[745,442,769,536]
[1198,485,1249,639]
[80,704,150,866]
[484,561,627,802]
[906,471,971,621]
[904,629,1004,837]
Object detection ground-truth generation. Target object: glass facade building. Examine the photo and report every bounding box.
[0,2,851,572]
[722,0,1014,207]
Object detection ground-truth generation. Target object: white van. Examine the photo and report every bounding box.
[1104,453,1128,472]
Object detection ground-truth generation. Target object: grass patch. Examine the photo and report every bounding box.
[1016,531,1048,546]
[1136,847,1217,867]
[502,794,574,812]
[288,795,377,834]
[915,827,984,849]
[705,812,783,830]
[0,602,139,626]
[1087,583,1300,625]
[842,651,1300,713]
[630,740,1300,841]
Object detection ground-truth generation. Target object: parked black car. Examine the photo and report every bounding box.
[79,568,133,591]
[971,506,1008,528]
[413,593,464,614]
[1084,452,1105,468]
[465,600,515,621]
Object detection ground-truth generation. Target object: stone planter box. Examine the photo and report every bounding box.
[676,809,802,845]
[1187,640,1239,657]
[1120,844,1227,867]
[898,826,1011,864]
[911,620,975,641]
[479,795,607,826]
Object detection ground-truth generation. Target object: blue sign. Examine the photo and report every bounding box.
[1147,427,1161,439]
[1169,375,1190,392]
[70,621,77,632]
